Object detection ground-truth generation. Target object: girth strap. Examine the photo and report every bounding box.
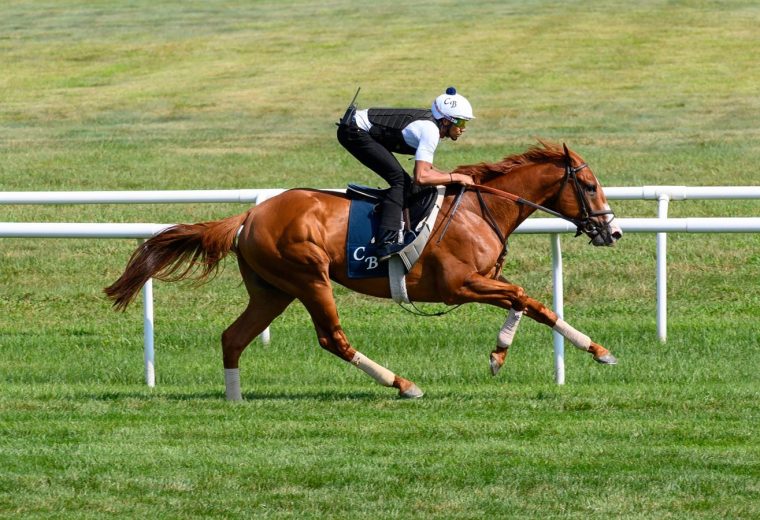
[476,190,506,244]
[475,190,510,278]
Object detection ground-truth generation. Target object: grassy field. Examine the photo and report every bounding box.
[1,1,759,518]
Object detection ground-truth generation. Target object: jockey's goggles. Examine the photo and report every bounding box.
[451,118,467,128]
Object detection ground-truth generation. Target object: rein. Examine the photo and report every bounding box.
[471,170,580,227]
[471,183,569,220]
[469,160,612,237]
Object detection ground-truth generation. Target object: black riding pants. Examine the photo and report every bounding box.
[337,123,414,233]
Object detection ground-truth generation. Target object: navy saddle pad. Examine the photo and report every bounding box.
[346,198,388,279]
[345,184,439,279]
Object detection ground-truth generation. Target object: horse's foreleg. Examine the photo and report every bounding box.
[490,308,523,375]
[456,274,617,367]
[487,275,522,374]
[521,297,617,364]
[302,286,423,398]
[450,274,529,373]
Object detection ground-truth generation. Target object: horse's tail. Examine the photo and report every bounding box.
[104,211,250,311]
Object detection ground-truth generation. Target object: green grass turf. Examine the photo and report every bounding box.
[1,1,759,518]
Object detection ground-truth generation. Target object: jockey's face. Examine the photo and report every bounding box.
[441,120,465,141]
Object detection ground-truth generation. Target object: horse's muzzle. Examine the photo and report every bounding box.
[585,216,622,247]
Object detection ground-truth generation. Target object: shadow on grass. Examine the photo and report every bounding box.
[82,389,390,402]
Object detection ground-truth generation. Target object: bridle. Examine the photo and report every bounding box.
[550,159,615,238]
[470,157,615,240]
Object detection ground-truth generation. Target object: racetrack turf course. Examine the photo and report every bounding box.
[1,1,759,518]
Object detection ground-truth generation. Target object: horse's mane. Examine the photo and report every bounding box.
[453,140,567,184]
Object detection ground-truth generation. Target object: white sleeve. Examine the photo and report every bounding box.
[402,121,440,163]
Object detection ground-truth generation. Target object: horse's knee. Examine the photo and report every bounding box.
[509,286,528,310]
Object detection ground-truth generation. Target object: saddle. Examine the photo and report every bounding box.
[346,183,439,230]
[345,184,446,303]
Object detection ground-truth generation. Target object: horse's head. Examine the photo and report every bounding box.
[457,141,622,246]
[551,144,622,246]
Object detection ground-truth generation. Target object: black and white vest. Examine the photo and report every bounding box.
[367,108,438,155]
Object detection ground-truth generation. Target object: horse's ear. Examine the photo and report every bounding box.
[562,142,570,158]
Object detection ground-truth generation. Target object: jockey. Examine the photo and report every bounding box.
[337,87,475,260]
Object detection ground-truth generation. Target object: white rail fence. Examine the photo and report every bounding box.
[2,186,759,387]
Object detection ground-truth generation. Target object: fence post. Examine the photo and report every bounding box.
[551,233,565,385]
[142,279,155,387]
[139,239,156,387]
[657,195,670,342]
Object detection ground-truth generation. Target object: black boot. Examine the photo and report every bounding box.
[375,229,405,261]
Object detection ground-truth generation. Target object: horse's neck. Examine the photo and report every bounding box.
[491,162,559,202]
[483,162,561,225]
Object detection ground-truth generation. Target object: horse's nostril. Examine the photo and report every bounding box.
[612,231,623,241]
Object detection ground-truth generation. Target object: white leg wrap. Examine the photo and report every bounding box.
[224,368,242,401]
[553,319,591,351]
[350,351,395,387]
[497,309,523,348]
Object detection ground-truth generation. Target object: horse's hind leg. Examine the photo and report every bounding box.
[300,283,423,399]
[222,260,294,401]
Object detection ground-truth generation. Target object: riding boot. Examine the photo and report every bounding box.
[375,228,405,261]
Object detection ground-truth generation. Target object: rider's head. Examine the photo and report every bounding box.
[431,87,474,141]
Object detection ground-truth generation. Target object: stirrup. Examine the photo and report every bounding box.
[377,230,417,261]
[376,241,407,261]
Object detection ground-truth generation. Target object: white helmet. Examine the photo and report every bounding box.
[431,87,475,122]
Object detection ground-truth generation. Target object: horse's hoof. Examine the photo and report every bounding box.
[490,355,502,376]
[490,348,508,376]
[594,353,618,365]
[399,384,424,399]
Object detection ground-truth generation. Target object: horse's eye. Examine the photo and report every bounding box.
[585,184,597,195]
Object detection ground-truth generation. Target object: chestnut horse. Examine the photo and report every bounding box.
[105,142,622,400]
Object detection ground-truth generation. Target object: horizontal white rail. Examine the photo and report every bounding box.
[2,218,760,238]
[604,186,760,200]
[0,223,172,238]
[0,189,284,205]
[516,218,760,233]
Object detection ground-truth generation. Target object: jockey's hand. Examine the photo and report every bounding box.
[451,173,475,186]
